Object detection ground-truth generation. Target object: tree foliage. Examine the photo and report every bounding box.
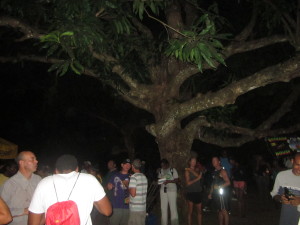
[1,0,300,160]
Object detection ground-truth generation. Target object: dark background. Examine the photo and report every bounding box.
[0,60,282,173]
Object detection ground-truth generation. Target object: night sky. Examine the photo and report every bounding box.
[0,61,160,171]
[0,59,278,174]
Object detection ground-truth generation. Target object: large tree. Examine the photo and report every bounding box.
[1,0,300,170]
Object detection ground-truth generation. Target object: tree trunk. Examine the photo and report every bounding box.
[156,129,193,224]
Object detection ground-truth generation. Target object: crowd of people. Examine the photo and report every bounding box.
[0,149,300,225]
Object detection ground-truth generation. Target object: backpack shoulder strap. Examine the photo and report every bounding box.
[52,175,59,202]
[52,172,81,202]
[68,172,80,200]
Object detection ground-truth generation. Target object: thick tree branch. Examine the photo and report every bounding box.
[190,117,300,147]
[0,17,43,41]
[0,15,153,110]
[0,54,152,111]
[0,55,62,65]
[258,83,300,130]
[1,15,290,101]
[176,55,300,119]
[89,47,152,97]
[169,35,289,97]
[225,35,289,56]
[200,121,300,138]
[89,47,138,88]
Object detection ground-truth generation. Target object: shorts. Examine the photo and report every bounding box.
[233,181,246,189]
[185,192,203,204]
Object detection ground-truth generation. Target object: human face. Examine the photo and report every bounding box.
[189,158,197,168]
[121,163,131,173]
[107,160,116,170]
[212,157,221,169]
[292,155,300,176]
[21,152,38,173]
[161,163,169,170]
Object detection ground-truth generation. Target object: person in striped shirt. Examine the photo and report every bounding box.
[128,159,148,225]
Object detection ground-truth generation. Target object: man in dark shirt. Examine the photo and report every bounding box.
[107,159,131,225]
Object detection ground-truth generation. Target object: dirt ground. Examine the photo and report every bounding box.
[150,185,281,225]
[202,191,280,225]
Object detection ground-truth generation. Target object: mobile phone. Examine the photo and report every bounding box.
[284,187,294,200]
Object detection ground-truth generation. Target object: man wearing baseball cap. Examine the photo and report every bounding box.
[107,158,131,225]
[128,159,148,225]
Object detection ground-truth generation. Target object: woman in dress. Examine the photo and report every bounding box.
[208,156,231,225]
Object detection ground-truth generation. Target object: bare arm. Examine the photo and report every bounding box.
[0,197,12,225]
[220,169,231,188]
[273,194,290,204]
[274,194,300,206]
[94,196,112,217]
[28,212,43,225]
[129,187,136,197]
[208,183,214,199]
[289,195,300,206]
[185,170,202,186]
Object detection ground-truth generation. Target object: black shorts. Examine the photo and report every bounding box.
[185,192,203,204]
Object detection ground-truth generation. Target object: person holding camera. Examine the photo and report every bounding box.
[270,152,300,225]
[208,156,231,225]
[157,159,179,225]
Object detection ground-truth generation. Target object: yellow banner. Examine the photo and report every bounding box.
[0,138,18,159]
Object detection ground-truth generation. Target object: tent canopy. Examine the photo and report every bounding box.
[0,138,18,159]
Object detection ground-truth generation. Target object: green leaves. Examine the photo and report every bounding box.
[47,60,84,76]
[132,0,166,19]
[42,30,83,76]
[41,31,74,44]
[113,17,131,34]
[40,30,76,60]
[164,37,225,72]
[164,14,228,72]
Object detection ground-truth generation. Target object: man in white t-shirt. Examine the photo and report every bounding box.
[157,159,179,225]
[270,152,300,225]
[28,154,112,225]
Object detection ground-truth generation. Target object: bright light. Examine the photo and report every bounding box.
[219,188,224,195]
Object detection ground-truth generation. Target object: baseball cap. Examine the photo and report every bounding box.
[122,158,131,164]
[132,159,142,168]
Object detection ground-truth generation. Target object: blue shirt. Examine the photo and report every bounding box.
[108,172,130,209]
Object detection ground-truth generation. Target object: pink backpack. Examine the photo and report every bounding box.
[46,173,81,225]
